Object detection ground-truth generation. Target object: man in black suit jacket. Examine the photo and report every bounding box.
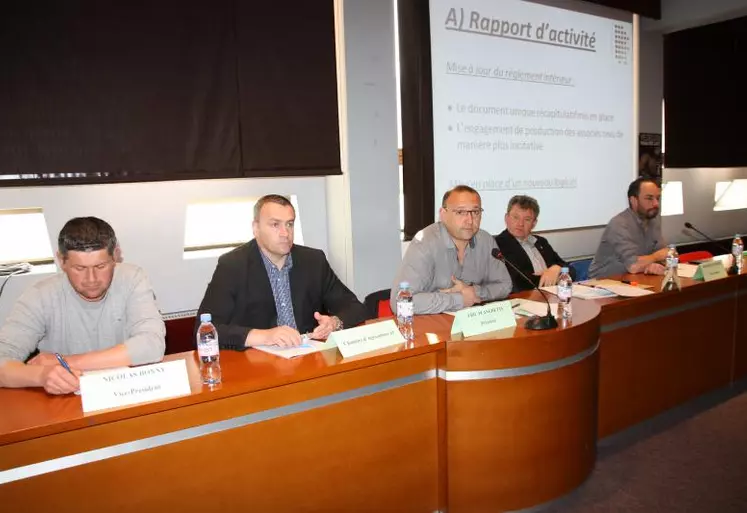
[196,194,368,350]
[494,195,575,293]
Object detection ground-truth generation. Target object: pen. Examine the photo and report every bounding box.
[301,333,317,345]
[54,353,74,375]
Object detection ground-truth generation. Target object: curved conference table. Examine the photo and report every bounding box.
[0,267,745,513]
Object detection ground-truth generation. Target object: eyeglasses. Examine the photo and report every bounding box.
[509,214,535,224]
[445,208,483,218]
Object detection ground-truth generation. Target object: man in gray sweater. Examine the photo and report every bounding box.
[391,185,512,314]
[0,217,165,395]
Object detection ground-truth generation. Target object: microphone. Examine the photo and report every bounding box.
[683,222,737,274]
[683,222,729,249]
[491,248,558,331]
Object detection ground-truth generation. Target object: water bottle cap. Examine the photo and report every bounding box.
[399,281,410,289]
[561,267,569,273]
[668,244,676,248]
[200,313,212,323]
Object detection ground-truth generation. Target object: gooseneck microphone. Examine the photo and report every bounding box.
[684,222,731,250]
[491,248,558,331]
[684,222,737,274]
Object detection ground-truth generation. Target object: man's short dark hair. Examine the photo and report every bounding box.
[627,177,661,203]
[441,185,480,208]
[506,195,540,218]
[253,194,295,221]
[58,217,117,258]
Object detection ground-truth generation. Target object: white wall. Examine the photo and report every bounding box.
[0,177,329,322]
[338,0,402,298]
[662,168,747,245]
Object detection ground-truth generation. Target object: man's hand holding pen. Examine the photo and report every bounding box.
[27,352,80,395]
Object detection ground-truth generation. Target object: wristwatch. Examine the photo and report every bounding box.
[332,316,343,331]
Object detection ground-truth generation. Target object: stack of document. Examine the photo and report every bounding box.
[578,280,655,298]
[594,283,653,297]
[543,281,655,299]
[513,298,558,318]
[253,339,336,359]
[541,284,617,300]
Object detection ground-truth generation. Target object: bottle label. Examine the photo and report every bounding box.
[557,284,572,301]
[397,301,413,318]
[198,335,219,358]
[666,256,678,268]
[733,245,743,257]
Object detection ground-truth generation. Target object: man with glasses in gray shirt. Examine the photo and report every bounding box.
[589,177,668,278]
[391,185,512,314]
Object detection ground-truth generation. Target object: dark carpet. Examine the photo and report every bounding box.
[538,381,747,513]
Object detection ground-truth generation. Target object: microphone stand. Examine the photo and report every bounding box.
[684,222,738,275]
[492,249,558,331]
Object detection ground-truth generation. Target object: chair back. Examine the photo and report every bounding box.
[569,258,592,282]
[364,288,392,319]
[679,250,713,264]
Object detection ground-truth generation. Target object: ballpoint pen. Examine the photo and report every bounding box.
[54,353,74,375]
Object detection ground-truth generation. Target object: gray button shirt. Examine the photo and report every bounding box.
[589,208,666,278]
[391,222,512,314]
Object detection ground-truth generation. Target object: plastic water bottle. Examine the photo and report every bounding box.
[661,244,681,292]
[556,267,573,320]
[196,313,222,385]
[732,234,744,274]
[396,281,414,341]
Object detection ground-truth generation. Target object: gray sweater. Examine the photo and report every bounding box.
[0,263,165,366]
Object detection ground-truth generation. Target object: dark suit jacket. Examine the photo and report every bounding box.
[195,240,368,350]
[494,230,575,293]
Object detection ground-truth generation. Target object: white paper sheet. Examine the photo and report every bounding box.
[596,283,655,297]
[252,340,335,359]
[677,263,698,278]
[513,299,558,318]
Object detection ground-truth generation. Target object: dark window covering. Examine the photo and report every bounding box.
[236,2,341,177]
[664,16,747,169]
[398,0,435,241]
[580,0,659,20]
[0,0,340,187]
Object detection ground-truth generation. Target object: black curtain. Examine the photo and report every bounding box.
[0,0,340,186]
[664,16,747,168]
[235,2,340,177]
[398,0,435,241]
[581,0,659,19]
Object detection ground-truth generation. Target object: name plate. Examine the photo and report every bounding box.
[79,360,191,413]
[450,300,517,338]
[693,260,728,282]
[329,319,406,358]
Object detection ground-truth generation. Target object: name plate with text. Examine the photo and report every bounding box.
[330,319,406,358]
[693,260,728,282]
[79,360,191,413]
[450,300,517,338]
